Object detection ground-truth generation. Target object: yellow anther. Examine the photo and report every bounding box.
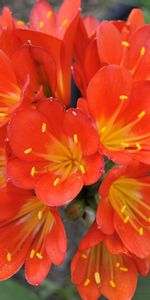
[62,19,68,27]
[81,254,87,259]
[94,272,101,285]
[121,41,130,47]
[121,205,127,213]
[140,46,145,56]
[136,143,141,150]
[73,134,78,144]
[109,280,116,288]
[121,142,130,148]
[42,122,47,133]
[84,278,90,287]
[24,147,32,154]
[100,126,107,133]
[124,215,130,223]
[139,227,144,235]
[36,252,43,259]
[38,210,43,220]
[53,177,60,186]
[0,113,7,117]
[79,164,86,174]
[31,166,36,176]
[120,267,128,272]
[116,262,120,268]
[17,20,25,26]
[7,252,12,262]
[148,217,150,222]
[39,21,44,29]
[47,10,52,19]
[119,95,128,101]
[138,110,146,119]
[30,249,35,259]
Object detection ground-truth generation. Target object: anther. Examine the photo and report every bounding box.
[73,134,78,144]
[84,278,90,287]
[140,47,145,56]
[120,267,128,272]
[138,110,146,119]
[42,122,47,133]
[121,205,127,213]
[7,252,12,262]
[24,147,32,154]
[30,249,35,259]
[109,280,116,288]
[136,143,141,150]
[100,126,107,133]
[53,177,60,186]
[121,41,130,47]
[36,252,43,259]
[0,113,7,117]
[39,21,44,29]
[139,227,144,235]
[123,215,130,223]
[31,166,36,176]
[47,10,52,19]
[121,142,130,148]
[38,210,43,220]
[94,272,101,285]
[119,95,128,101]
[17,20,25,26]
[62,19,68,27]
[116,262,120,268]
[81,254,88,259]
[79,164,86,174]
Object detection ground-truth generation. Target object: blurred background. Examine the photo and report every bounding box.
[0,0,150,299]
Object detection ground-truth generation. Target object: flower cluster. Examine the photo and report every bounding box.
[0,1,150,299]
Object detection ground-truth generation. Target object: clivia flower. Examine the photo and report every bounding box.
[71,222,149,300]
[0,183,67,285]
[7,99,104,206]
[81,65,150,164]
[97,162,150,258]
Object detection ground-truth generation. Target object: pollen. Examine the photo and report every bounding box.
[53,177,60,186]
[36,252,43,259]
[100,126,107,133]
[79,164,86,174]
[121,205,127,213]
[136,142,141,150]
[47,10,52,19]
[31,166,36,176]
[120,267,128,272]
[42,122,47,133]
[39,20,44,29]
[123,215,130,223]
[94,272,101,285]
[140,46,146,56]
[138,110,146,119]
[30,249,35,259]
[38,210,43,220]
[139,227,144,235]
[109,280,116,288]
[81,254,88,259]
[73,134,78,144]
[7,252,12,262]
[62,19,68,27]
[121,41,130,47]
[116,262,120,268]
[84,278,90,287]
[119,95,128,101]
[17,20,25,26]
[24,147,32,154]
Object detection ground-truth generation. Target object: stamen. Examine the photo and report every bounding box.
[94,272,101,285]
[139,227,144,235]
[121,205,127,213]
[38,210,43,220]
[121,41,130,47]
[124,215,130,223]
[119,95,128,101]
[24,147,32,154]
[53,177,60,186]
[31,166,36,176]
[136,142,141,150]
[138,110,146,119]
[84,278,90,287]
[73,134,78,144]
[42,122,47,133]
[30,249,35,259]
[79,164,86,174]
[39,21,44,29]
[121,142,130,148]
[36,252,43,259]
[7,252,12,262]
[0,113,7,117]
[109,280,116,288]
[81,254,88,259]
[100,126,107,133]
[116,262,120,268]
[140,47,145,56]
[17,20,25,26]
[62,19,68,27]
[120,267,128,272]
[47,10,52,19]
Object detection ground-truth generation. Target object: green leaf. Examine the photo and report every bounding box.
[133,276,150,300]
[0,279,40,300]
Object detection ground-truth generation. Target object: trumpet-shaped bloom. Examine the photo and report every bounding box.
[71,222,146,300]
[86,65,150,164]
[7,99,103,206]
[0,183,67,285]
[97,163,150,258]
